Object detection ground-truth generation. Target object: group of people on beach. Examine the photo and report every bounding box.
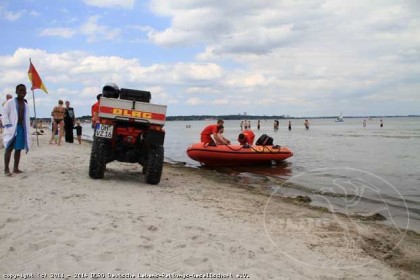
[1,84,83,176]
[49,99,82,146]
[1,82,388,177]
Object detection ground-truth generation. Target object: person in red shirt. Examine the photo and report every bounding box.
[238,129,255,146]
[91,94,102,128]
[200,119,224,145]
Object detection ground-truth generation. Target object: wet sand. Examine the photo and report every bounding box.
[0,133,419,279]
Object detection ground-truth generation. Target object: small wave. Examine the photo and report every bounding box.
[164,157,187,165]
[330,133,420,139]
[380,135,420,139]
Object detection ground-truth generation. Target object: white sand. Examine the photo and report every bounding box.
[0,133,418,279]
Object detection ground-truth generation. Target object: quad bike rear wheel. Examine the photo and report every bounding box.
[89,137,107,179]
[144,145,164,185]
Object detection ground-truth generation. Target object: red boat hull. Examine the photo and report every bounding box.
[186,143,293,166]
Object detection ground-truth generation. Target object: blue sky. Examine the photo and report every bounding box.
[1,0,419,118]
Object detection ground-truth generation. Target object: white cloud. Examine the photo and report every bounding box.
[148,1,308,51]
[37,16,118,42]
[148,0,420,65]
[0,49,228,116]
[173,63,223,81]
[212,99,229,105]
[80,16,121,42]
[5,44,418,116]
[40,28,76,38]
[2,10,22,21]
[0,5,40,21]
[0,70,25,84]
[1,0,420,117]
[7,11,23,20]
[80,87,101,98]
[83,0,134,9]
[225,73,268,88]
[144,86,178,104]
[28,10,40,17]
[186,87,218,94]
[186,97,205,105]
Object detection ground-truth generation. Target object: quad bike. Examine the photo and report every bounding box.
[89,84,167,185]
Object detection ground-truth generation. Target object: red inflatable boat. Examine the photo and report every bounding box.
[186,143,293,166]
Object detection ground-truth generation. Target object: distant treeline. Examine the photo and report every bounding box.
[30,115,93,122]
[32,115,291,122]
[165,115,419,121]
[31,114,418,122]
[165,115,289,121]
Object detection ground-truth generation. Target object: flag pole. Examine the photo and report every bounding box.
[29,57,40,146]
[28,57,48,147]
[31,88,40,146]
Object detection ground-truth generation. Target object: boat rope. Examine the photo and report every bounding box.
[222,144,283,153]
[250,145,283,154]
[203,143,284,154]
[222,144,246,152]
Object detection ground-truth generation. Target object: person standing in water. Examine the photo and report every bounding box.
[274,120,279,130]
[288,121,292,131]
[304,119,309,130]
[380,119,383,127]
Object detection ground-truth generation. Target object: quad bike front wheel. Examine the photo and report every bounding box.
[144,145,164,185]
[89,137,107,179]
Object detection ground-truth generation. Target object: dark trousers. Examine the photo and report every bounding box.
[64,122,74,143]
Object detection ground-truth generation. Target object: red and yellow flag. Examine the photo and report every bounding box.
[28,60,48,94]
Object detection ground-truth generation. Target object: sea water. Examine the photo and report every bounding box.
[82,117,420,232]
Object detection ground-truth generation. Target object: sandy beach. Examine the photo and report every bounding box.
[1,132,419,279]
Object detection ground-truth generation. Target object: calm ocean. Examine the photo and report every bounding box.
[82,117,420,232]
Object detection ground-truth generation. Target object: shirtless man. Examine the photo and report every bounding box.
[50,100,65,145]
[304,119,310,130]
[214,126,231,145]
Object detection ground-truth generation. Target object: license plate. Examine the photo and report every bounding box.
[95,124,113,139]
